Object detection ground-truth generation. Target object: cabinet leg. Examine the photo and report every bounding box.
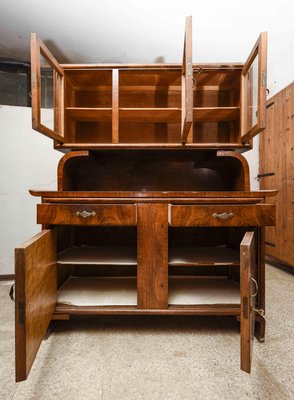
[255,314,266,343]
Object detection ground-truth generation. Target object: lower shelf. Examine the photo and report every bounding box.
[57,276,240,307]
[57,245,240,266]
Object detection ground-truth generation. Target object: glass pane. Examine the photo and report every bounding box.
[244,55,258,132]
[40,53,54,130]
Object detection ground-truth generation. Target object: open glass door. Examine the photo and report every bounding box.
[15,229,57,382]
[240,231,258,373]
[181,16,193,144]
[31,33,64,142]
[240,32,267,143]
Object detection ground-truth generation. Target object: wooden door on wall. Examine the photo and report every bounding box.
[259,82,294,267]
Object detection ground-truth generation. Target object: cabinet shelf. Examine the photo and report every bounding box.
[169,246,239,266]
[57,276,240,307]
[58,246,137,265]
[66,107,112,122]
[193,107,239,122]
[119,107,239,123]
[57,245,239,267]
[119,108,180,123]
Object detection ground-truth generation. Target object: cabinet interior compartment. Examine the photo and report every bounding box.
[167,227,251,305]
[64,69,112,143]
[119,122,182,143]
[61,67,244,145]
[56,226,138,306]
[193,68,241,144]
[119,69,182,108]
[64,70,112,108]
[59,150,248,191]
[119,69,182,143]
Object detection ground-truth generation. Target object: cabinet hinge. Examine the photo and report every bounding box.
[18,301,25,325]
[32,72,37,88]
[262,71,266,87]
[256,172,275,179]
[243,296,248,319]
[187,58,192,77]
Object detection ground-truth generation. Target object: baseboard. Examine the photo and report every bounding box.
[266,256,294,274]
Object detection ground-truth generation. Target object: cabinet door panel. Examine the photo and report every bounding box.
[181,16,193,143]
[15,229,57,382]
[241,32,267,143]
[31,33,64,142]
[240,231,256,373]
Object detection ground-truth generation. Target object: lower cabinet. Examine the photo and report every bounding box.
[15,202,264,381]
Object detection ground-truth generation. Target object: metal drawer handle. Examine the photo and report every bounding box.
[212,212,234,220]
[76,211,96,218]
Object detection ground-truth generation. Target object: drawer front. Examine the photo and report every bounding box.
[37,204,137,226]
[169,204,275,227]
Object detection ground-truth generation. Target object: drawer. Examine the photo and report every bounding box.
[169,204,275,227]
[37,204,137,226]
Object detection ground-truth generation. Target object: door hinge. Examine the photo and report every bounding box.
[187,58,192,77]
[32,72,37,88]
[262,71,267,87]
[18,301,25,325]
[243,296,248,319]
[265,241,276,247]
[256,172,275,180]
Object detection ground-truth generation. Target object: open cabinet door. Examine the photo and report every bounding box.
[15,229,57,382]
[181,16,193,144]
[240,32,267,143]
[240,231,257,373]
[31,33,64,142]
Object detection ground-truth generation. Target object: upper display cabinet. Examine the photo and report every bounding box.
[30,17,267,151]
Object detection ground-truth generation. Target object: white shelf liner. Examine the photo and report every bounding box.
[57,276,240,306]
[58,246,137,265]
[169,277,240,305]
[57,245,239,266]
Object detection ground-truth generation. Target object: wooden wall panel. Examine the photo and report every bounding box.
[259,82,294,267]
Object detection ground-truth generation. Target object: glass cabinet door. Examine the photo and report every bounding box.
[181,16,193,144]
[31,33,64,142]
[241,32,267,143]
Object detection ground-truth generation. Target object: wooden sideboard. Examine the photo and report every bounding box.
[14,17,276,381]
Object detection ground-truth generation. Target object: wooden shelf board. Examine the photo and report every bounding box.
[57,246,239,267]
[57,276,240,307]
[118,107,239,123]
[54,304,240,316]
[66,107,112,122]
[55,143,251,149]
[119,85,182,91]
[30,189,278,199]
[119,108,181,123]
[169,246,239,266]
[58,246,137,265]
[193,107,240,122]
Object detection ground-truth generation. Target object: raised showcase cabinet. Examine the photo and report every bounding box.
[15,17,276,382]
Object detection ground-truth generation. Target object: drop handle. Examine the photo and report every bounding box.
[76,210,96,218]
[212,212,234,220]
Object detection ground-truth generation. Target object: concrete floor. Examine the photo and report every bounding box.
[1,264,293,400]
